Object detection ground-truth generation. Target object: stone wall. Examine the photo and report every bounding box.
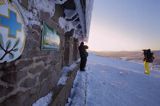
[49,63,79,106]
[0,1,80,106]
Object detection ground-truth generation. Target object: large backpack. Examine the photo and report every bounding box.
[143,49,154,63]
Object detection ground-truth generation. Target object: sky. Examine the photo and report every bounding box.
[88,0,160,51]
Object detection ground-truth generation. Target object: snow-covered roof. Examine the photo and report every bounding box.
[13,0,94,41]
[58,0,94,41]
[85,0,94,41]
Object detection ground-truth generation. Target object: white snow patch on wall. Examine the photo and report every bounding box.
[29,0,55,16]
[57,66,72,85]
[57,62,78,85]
[73,29,82,39]
[55,0,68,4]
[58,17,74,32]
[74,0,85,37]
[64,9,77,19]
[32,92,53,106]
[13,0,56,26]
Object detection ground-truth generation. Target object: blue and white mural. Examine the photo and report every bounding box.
[0,1,26,63]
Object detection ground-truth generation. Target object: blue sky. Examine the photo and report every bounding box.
[88,0,160,51]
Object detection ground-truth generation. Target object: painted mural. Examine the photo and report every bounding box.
[0,1,26,63]
[41,23,60,50]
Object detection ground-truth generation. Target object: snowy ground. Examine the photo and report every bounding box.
[67,53,160,106]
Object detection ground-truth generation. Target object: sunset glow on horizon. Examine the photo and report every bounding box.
[87,0,160,51]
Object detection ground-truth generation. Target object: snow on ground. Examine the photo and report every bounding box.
[65,71,88,106]
[68,53,160,106]
[32,92,53,106]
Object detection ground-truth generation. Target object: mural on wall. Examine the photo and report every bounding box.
[0,1,26,63]
[41,23,60,50]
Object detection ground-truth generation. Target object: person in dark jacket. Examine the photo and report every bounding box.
[78,42,88,71]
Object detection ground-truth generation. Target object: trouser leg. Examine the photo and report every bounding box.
[144,61,150,75]
[83,58,87,69]
[80,57,87,70]
[80,58,83,70]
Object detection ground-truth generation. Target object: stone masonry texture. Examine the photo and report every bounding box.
[0,1,80,106]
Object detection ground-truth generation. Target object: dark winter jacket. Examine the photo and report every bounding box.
[79,44,88,58]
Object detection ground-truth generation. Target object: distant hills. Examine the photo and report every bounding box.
[92,50,160,65]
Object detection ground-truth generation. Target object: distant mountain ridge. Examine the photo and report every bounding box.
[93,50,160,65]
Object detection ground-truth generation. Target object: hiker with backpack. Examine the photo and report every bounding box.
[143,49,154,75]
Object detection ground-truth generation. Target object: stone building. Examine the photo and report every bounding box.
[0,0,93,106]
